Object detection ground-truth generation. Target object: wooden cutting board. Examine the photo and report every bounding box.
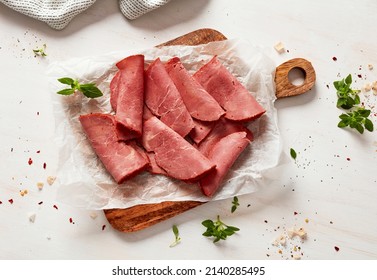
[104,28,316,233]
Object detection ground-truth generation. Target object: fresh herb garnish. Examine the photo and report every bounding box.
[334,74,374,134]
[290,148,297,160]
[231,196,239,213]
[33,44,47,57]
[202,215,240,243]
[334,74,360,109]
[57,77,103,98]
[338,107,374,134]
[169,225,181,247]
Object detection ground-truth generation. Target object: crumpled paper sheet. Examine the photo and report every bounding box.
[48,39,285,210]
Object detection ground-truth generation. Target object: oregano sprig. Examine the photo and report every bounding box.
[334,74,360,109]
[202,215,239,243]
[57,77,103,98]
[334,74,374,134]
[338,107,374,134]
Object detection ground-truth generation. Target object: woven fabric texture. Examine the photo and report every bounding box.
[0,0,171,30]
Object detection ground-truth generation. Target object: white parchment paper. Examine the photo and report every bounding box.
[48,39,285,210]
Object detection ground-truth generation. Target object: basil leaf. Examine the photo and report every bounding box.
[80,84,103,98]
[57,88,75,95]
[58,77,75,86]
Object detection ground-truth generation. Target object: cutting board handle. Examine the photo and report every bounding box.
[275,58,316,98]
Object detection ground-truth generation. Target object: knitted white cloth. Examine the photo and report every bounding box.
[0,0,171,30]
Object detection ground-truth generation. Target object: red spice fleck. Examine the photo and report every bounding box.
[36,150,40,153]
[38,201,43,205]
[102,225,106,231]
[37,112,40,116]
[69,218,73,223]
[0,201,2,204]
[53,204,58,210]
[294,211,298,215]
[332,56,337,61]
[28,158,33,165]
[43,162,47,169]
[334,246,340,252]
[8,199,14,204]
[264,220,268,223]
[346,157,351,161]
[357,74,362,78]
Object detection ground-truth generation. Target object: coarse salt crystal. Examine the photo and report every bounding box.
[362,83,372,92]
[272,234,287,246]
[292,254,301,260]
[37,182,44,190]
[274,42,285,54]
[29,213,36,223]
[288,227,307,239]
[47,176,56,185]
[368,64,374,70]
[90,212,98,219]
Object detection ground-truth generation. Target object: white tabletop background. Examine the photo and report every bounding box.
[0,0,376,260]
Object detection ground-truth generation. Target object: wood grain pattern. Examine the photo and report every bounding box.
[104,29,316,233]
[275,58,316,98]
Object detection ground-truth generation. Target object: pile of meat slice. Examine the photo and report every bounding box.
[79,54,266,197]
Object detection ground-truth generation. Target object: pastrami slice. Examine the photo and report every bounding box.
[144,58,194,137]
[199,132,251,197]
[79,113,148,184]
[114,55,145,141]
[142,116,215,182]
[165,57,225,122]
[197,117,253,157]
[194,56,266,122]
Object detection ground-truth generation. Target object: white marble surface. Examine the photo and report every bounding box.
[0,0,376,260]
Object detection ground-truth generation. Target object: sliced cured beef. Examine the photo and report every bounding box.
[109,70,120,112]
[197,117,253,157]
[193,56,266,122]
[144,58,194,137]
[200,132,251,197]
[189,118,215,144]
[165,57,225,122]
[142,116,215,182]
[79,113,149,184]
[113,55,145,141]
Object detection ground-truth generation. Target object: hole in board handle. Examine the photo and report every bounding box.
[288,67,306,86]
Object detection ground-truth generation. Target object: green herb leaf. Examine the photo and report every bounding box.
[231,196,240,213]
[290,148,297,160]
[364,118,374,132]
[334,75,360,109]
[169,225,181,247]
[57,77,103,99]
[57,88,75,96]
[337,107,374,134]
[80,84,103,98]
[202,215,239,243]
[58,77,75,86]
[33,44,47,57]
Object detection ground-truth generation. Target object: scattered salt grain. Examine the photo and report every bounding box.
[274,42,285,54]
[288,227,307,239]
[37,182,44,190]
[272,234,287,246]
[28,213,36,223]
[90,212,98,219]
[47,176,56,185]
[19,189,28,196]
